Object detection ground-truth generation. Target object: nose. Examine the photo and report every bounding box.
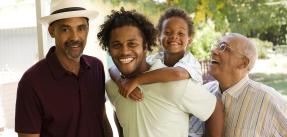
[120,44,130,55]
[169,33,178,40]
[70,30,80,41]
[211,47,220,55]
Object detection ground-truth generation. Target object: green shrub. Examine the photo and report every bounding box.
[189,21,222,60]
[250,38,273,59]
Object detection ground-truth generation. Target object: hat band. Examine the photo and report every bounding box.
[51,7,86,15]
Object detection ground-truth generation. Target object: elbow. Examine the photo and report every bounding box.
[173,69,189,80]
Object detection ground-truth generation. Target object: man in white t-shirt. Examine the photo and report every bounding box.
[98,8,224,137]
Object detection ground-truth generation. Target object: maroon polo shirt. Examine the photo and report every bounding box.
[15,46,107,137]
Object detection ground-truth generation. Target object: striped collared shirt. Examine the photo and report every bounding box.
[189,76,287,137]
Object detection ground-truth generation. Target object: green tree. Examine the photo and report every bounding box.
[100,0,287,44]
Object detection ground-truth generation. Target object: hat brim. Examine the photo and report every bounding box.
[39,10,98,24]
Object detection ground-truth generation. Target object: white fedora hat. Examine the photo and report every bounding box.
[39,0,98,24]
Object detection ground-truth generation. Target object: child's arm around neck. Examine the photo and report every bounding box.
[112,66,191,100]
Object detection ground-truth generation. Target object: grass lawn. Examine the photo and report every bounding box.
[249,54,287,98]
[250,73,287,95]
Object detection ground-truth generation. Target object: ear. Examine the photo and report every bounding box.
[238,57,249,69]
[48,25,55,38]
[188,37,192,45]
[186,37,192,49]
[143,43,148,51]
[107,48,111,56]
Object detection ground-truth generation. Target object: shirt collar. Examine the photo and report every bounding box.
[222,75,249,99]
[46,46,91,80]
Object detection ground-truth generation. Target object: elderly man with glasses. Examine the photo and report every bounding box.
[189,33,287,137]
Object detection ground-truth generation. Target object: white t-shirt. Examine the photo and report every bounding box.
[106,59,216,137]
[147,51,203,83]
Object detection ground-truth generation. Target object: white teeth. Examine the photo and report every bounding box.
[211,59,219,64]
[70,45,80,48]
[119,58,133,64]
[169,42,178,45]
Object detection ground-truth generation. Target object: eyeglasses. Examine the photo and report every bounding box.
[212,42,245,57]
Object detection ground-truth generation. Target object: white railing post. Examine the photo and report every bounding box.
[35,0,49,60]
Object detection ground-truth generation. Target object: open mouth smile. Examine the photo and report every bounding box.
[119,57,134,64]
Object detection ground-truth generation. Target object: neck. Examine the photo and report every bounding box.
[217,73,247,92]
[124,61,151,79]
[163,52,184,67]
[56,52,81,76]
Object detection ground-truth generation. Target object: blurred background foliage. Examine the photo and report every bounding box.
[97,0,287,60]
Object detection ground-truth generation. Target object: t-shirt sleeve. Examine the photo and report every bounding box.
[177,80,216,121]
[15,76,42,133]
[174,52,203,83]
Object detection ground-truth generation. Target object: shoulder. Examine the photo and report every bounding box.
[105,79,115,87]
[248,80,287,106]
[161,79,206,93]
[184,51,194,57]
[105,79,120,99]
[105,79,119,91]
[82,55,103,66]
[178,52,200,65]
[182,51,196,60]
[148,59,166,71]
[21,58,48,81]
[248,80,278,96]
[17,59,49,95]
[146,52,164,64]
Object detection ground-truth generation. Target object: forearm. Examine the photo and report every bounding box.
[135,67,190,85]
[205,99,224,137]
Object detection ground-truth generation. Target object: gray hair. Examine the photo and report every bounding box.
[228,33,258,71]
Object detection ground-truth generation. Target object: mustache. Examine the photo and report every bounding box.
[65,40,83,47]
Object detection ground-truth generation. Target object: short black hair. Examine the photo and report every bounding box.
[157,7,194,37]
[97,7,157,51]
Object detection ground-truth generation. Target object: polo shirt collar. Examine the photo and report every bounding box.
[46,46,91,80]
[222,75,249,99]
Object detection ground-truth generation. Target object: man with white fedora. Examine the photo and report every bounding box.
[15,0,112,137]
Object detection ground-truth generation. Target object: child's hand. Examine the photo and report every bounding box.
[128,88,143,101]
[119,78,139,98]
[118,78,143,101]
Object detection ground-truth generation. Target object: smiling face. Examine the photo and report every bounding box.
[108,26,149,78]
[49,17,89,61]
[160,17,191,56]
[209,35,248,82]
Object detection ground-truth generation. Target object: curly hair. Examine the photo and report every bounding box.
[97,8,157,51]
[157,7,194,37]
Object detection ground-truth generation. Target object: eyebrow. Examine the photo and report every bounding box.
[165,26,187,30]
[127,38,138,42]
[59,24,70,28]
[58,23,88,28]
[111,38,138,44]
